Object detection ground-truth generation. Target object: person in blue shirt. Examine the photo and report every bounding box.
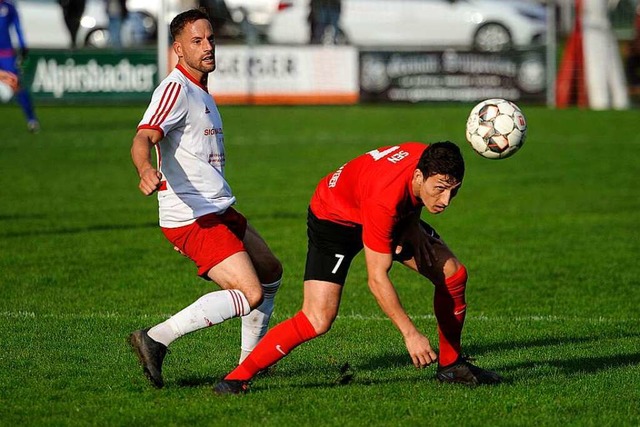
[0,0,39,132]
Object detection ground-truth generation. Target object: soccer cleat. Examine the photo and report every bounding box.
[436,356,502,386]
[128,328,167,388]
[213,379,250,395]
[27,120,40,134]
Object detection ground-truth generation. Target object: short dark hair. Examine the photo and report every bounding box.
[417,141,465,183]
[170,8,211,40]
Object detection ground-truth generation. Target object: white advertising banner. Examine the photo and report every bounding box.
[205,46,359,105]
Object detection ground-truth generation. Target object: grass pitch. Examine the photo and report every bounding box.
[0,103,638,426]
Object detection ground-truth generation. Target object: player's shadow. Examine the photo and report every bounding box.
[176,375,218,388]
[165,332,640,390]
[498,352,640,377]
[0,222,157,238]
[462,333,633,356]
[175,364,280,388]
[357,331,640,384]
[0,213,47,221]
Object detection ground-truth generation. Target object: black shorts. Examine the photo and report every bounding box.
[304,209,363,285]
[303,208,440,285]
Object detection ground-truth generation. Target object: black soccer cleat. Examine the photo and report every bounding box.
[128,328,168,388]
[436,356,503,386]
[214,379,250,395]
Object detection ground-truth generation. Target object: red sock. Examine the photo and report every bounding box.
[434,266,467,367]
[225,311,318,381]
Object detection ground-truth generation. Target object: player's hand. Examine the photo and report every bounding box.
[394,222,441,270]
[414,232,442,271]
[403,331,437,368]
[138,167,162,196]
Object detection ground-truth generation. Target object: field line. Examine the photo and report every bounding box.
[1,310,637,324]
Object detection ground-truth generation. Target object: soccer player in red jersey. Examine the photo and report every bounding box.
[215,141,502,393]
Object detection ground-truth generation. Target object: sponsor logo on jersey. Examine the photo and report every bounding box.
[208,153,225,165]
[204,127,222,136]
[328,165,345,188]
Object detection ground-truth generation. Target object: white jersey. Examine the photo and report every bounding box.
[138,65,235,228]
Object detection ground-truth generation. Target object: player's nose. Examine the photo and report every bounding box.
[440,191,452,207]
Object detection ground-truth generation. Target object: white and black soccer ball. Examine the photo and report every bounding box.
[465,98,527,159]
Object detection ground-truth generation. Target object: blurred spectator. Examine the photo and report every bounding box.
[310,0,341,44]
[0,0,39,132]
[58,0,86,48]
[199,0,232,37]
[626,4,640,87]
[127,12,148,47]
[105,0,128,48]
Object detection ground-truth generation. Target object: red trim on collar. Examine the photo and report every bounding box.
[175,64,209,93]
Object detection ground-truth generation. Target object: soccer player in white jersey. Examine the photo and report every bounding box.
[128,8,282,389]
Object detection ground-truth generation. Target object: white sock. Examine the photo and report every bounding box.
[239,279,281,363]
[148,289,250,347]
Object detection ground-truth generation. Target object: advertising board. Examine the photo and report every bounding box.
[360,49,546,103]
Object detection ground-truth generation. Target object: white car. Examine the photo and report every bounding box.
[267,0,547,51]
[16,0,158,49]
[16,0,110,48]
[224,0,280,29]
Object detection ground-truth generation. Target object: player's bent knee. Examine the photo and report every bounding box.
[444,259,465,280]
[242,286,265,309]
[304,311,335,335]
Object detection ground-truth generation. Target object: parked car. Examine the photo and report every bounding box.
[267,0,547,51]
[16,0,156,49]
[224,0,279,28]
[211,0,281,42]
[16,0,109,48]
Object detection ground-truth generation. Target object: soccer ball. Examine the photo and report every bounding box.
[465,98,527,159]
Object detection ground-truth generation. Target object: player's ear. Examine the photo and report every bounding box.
[413,169,424,182]
[173,41,183,58]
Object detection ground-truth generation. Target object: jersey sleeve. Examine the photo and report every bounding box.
[137,80,187,138]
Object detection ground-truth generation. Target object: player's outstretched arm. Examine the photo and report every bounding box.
[131,129,163,196]
[363,246,438,368]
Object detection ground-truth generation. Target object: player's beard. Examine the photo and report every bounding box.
[199,57,216,73]
[186,54,216,75]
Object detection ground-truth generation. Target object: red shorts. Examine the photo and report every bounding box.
[161,207,248,278]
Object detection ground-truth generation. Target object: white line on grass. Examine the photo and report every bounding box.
[0,311,637,323]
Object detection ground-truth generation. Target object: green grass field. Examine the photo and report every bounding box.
[0,103,638,426]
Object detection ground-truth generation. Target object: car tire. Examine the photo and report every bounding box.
[84,28,110,48]
[473,23,512,52]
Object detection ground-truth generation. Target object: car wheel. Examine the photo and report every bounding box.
[84,28,109,48]
[473,23,512,52]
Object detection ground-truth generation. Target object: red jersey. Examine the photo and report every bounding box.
[310,142,428,254]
